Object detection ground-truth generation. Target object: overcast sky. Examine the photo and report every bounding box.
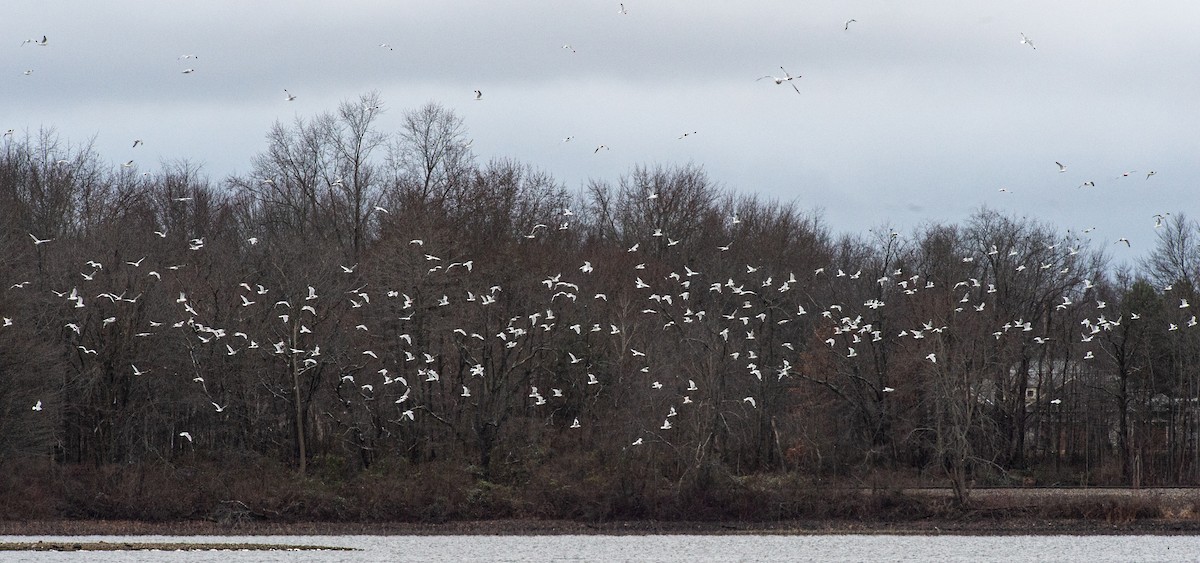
[4,1,1198,261]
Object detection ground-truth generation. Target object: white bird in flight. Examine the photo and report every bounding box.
[757,66,801,94]
[1020,33,1036,50]
[284,89,297,101]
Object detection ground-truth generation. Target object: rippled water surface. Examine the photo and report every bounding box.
[4,534,1200,562]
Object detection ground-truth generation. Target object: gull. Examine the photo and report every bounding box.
[677,131,697,139]
[661,419,672,430]
[178,54,197,59]
[757,66,801,94]
[132,364,148,376]
[1050,398,1062,405]
[594,144,610,153]
[926,353,937,363]
[29,233,52,245]
[179,432,192,442]
[373,205,389,214]
[1055,161,1066,173]
[744,397,757,408]
[845,19,858,30]
[618,2,628,14]
[284,89,296,101]
[240,295,255,307]
[882,387,894,393]
[32,400,43,411]
[570,418,581,429]
[1116,238,1131,247]
[1020,33,1036,50]
[306,286,318,300]
[474,89,482,100]
[1078,181,1095,189]
[562,44,576,53]
[126,257,145,267]
[340,264,357,273]
[1146,171,1157,179]
[181,68,195,74]
[632,437,643,446]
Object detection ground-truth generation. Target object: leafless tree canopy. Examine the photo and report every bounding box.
[2,98,1200,518]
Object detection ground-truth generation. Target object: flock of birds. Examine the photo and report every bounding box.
[4,8,1179,452]
[8,185,1195,451]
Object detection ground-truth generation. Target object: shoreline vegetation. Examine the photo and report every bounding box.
[5,469,1200,537]
[5,103,1200,541]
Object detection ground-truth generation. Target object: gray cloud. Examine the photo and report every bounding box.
[3,0,1198,261]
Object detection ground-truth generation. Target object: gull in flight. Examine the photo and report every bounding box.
[181,68,195,74]
[618,3,628,15]
[1055,161,1067,173]
[757,66,801,94]
[562,44,576,53]
[32,400,43,411]
[594,144,610,153]
[132,139,143,148]
[844,19,856,30]
[474,90,482,100]
[1020,33,1036,50]
[284,89,296,101]
[29,233,52,245]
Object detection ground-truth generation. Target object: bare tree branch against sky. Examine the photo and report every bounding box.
[3,1,1197,261]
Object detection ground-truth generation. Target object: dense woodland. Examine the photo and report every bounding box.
[2,94,1200,521]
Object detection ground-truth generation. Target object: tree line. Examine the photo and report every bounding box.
[1,93,1199,518]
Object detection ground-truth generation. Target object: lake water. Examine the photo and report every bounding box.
[3,534,1200,562]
